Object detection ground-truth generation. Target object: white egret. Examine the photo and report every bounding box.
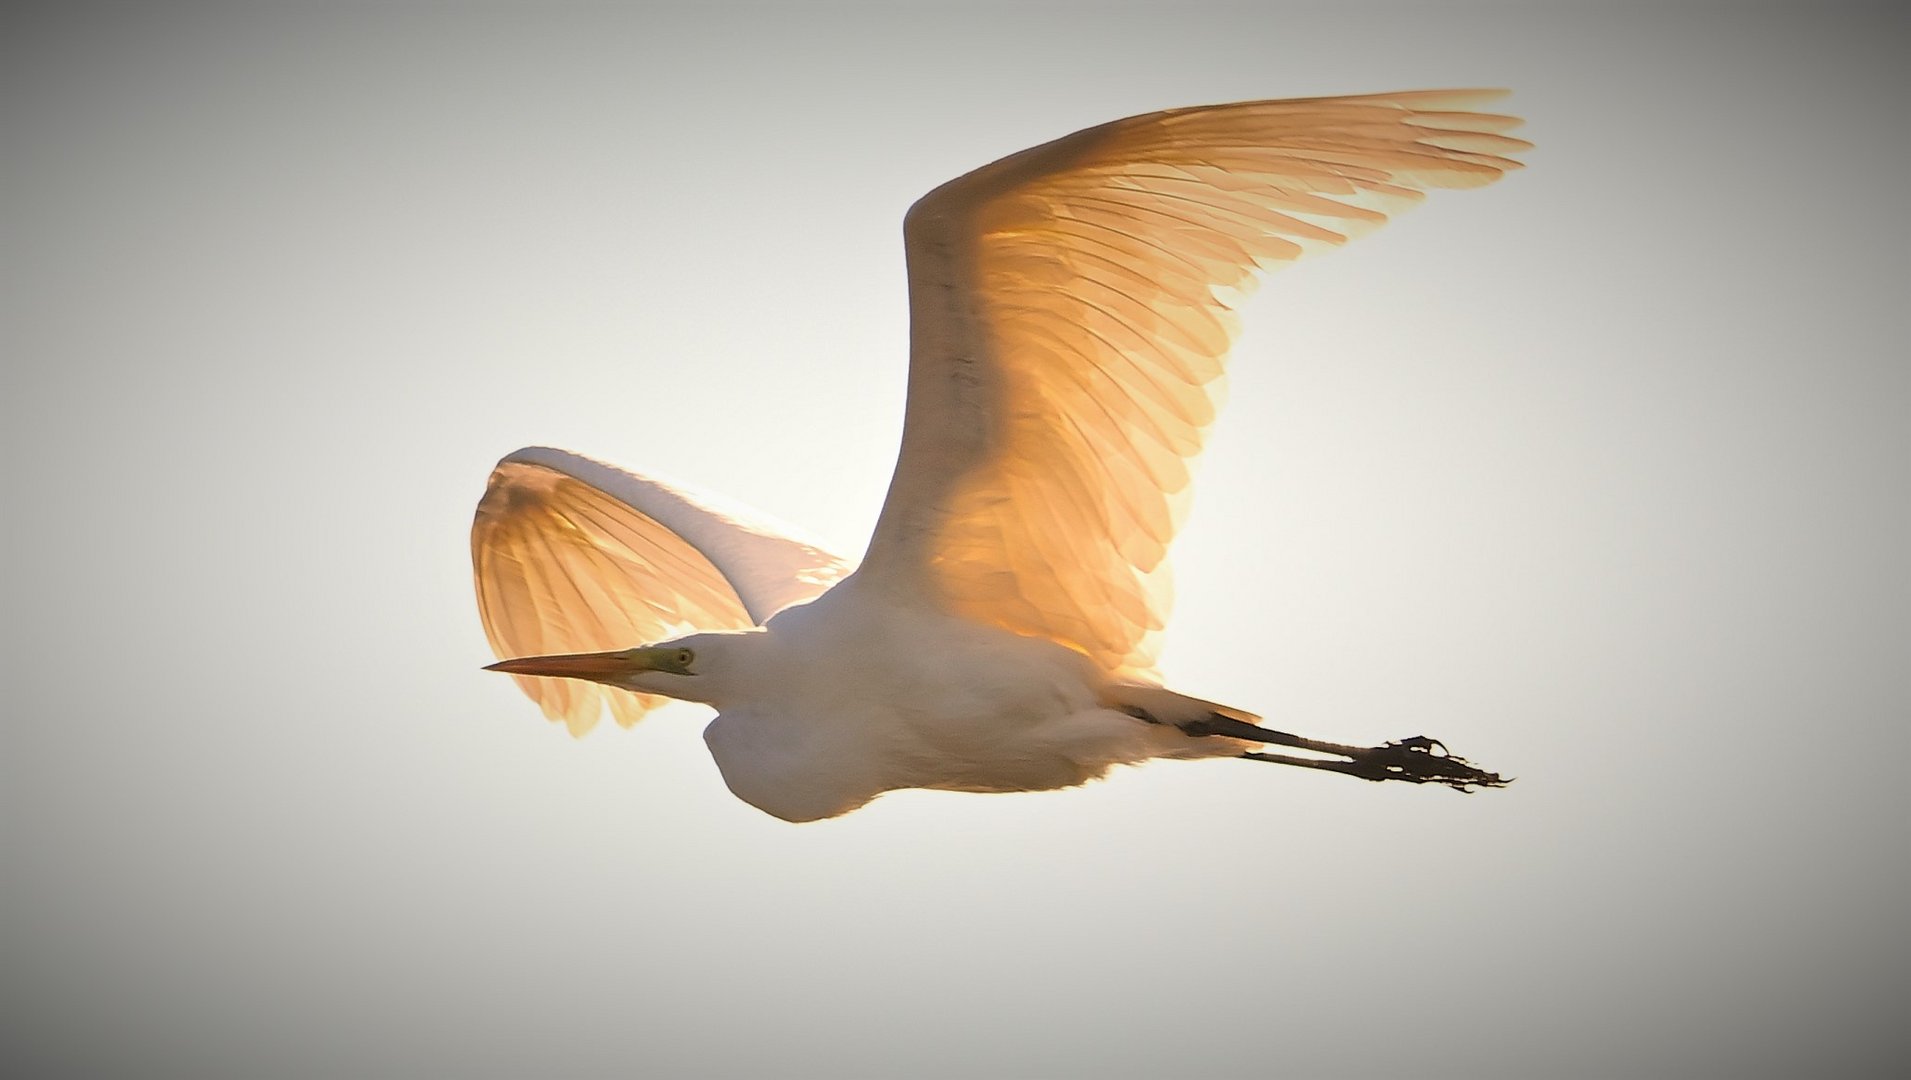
[474,90,1525,821]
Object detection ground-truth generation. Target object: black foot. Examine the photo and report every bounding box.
[1338,735,1511,791]
[1230,730,1513,787]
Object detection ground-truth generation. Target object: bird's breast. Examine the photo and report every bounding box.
[705,592,1112,818]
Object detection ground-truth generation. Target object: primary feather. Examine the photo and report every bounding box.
[860,89,1527,675]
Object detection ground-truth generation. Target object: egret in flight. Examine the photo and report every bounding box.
[475,90,1524,821]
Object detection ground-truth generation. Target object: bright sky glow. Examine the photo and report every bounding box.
[5,3,1906,1077]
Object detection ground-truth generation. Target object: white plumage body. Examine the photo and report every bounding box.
[685,575,1232,821]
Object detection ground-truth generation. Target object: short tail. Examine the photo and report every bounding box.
[1102,682,1263,731]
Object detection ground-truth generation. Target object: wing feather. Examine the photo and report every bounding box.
[859,89,1527,674]
[471,447,849,735]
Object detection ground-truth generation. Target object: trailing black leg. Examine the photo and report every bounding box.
[1107,687,1510,793]
[1163,709,1508,792]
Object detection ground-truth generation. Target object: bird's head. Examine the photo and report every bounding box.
[486,640,700,688]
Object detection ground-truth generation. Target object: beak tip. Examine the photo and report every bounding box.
[480,651,634,683]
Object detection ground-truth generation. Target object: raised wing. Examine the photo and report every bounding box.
[472,447,848,735]
[860,89,1528,675]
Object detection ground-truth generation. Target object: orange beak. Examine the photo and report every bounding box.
[484,649,641,686]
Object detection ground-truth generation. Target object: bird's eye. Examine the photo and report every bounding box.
[676,648,695,667]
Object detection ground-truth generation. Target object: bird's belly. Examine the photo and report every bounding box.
[705,700,1155,821]
[710,598,1181,819]
[705,635,1176,819]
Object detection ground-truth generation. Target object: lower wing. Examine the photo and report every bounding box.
[471,447,849,735]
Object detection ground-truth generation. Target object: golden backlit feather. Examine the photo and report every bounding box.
[472,450,847,735]
[861,89,1528,674]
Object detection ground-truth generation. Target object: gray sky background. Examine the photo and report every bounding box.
[4,2,1907,1077]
